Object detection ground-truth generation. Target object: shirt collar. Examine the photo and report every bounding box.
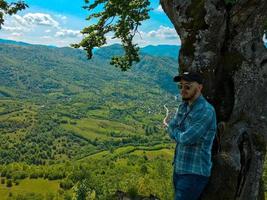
[183,94,204,109]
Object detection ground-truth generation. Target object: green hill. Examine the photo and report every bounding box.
[1,40,266,199]
[0,41,182,199]
[140,45,180,59]
[0,42,179,164]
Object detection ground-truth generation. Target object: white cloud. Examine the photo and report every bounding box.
[106,35,121,45]
[146,26,177,40]
[13,13,59,28]
[156,5,164,12]
[0,10,179,47]
[2,26,28,32]
[11,33,22,37]
[41,36,52,39]
[103,26,180,47]
[55,29,81,38]
[0,11,85,46]
[13,15,29,27]
[25,13,59,27]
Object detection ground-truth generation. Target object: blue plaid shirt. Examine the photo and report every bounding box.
[166,95,217,177]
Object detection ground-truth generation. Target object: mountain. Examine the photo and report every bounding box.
[0,38,31,46]
[0,43,178,97]
[94,43,181,59]
[0,38,56,47]
[0,40,180,165]
[0,38,180,59]
[140,45,180,59]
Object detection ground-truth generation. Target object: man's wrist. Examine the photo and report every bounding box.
[165,124,169,130]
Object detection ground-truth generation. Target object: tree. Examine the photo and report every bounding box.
[73,0,151,71]
[0,0,28,28]
[77,0,267,199]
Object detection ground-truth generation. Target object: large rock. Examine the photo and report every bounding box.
[160,0,267,199]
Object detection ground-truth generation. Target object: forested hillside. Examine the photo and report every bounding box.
[0,41,180,199]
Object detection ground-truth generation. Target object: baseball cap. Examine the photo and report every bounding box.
[173,71,203,84]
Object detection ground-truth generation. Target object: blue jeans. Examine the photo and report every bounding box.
[173,173,209,200]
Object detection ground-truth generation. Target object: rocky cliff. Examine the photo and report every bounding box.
[160,0,267,199]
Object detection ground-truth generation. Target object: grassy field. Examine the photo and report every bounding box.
[79,143,174,162]
[0,144,175,199]
[0,178,62,199]
[1,98,266,199]
[61,117,140,141]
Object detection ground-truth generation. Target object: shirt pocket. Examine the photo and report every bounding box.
[184,113,193,129]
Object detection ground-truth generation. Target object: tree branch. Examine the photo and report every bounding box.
[73,0,151,71]
[0,0,28,28]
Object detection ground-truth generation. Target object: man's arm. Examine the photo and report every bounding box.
[167,108,214,145]
[165,111,180,140]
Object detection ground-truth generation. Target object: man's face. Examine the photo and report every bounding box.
[178,80,202,101]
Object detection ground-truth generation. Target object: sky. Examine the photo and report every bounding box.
[0,0,181,47]
[1,1,266,47]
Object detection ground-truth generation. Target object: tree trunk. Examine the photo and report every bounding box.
[160,0,267,199]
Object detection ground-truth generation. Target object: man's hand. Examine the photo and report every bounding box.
[163,104,169,128]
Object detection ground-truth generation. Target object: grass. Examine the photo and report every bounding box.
[80,144,174,162]
[0,178,61,200]
[0,145,175,199]
[0,100,37,143]
[131,148,173,160]
[61,117,141,141]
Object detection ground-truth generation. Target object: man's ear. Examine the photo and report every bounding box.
[199,84,203,91]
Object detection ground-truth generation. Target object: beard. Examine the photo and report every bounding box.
[182,88,198,101]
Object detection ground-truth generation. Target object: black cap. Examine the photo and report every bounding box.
[173,71,203,84]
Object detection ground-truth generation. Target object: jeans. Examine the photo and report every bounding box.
[173,173,209,200]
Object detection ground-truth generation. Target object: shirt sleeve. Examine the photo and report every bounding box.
[167,108,214,145]
[166,112,178,140]
[165,106,182,140]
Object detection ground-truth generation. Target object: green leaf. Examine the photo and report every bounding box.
[0,0,28,28]
[73,0,151,70]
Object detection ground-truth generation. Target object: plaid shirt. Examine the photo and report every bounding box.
[166,95,217,177]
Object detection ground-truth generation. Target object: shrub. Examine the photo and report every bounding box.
[30,173,39,179]
[14,179,19,185]
[127,185,138,199]
[60,179,74,190]
[6,179,12,187]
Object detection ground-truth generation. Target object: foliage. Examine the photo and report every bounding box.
[6,179,12,187]
[73,0,151,70]
[127,185,139,199]
[0,0,28,28]
[60,179,74,190]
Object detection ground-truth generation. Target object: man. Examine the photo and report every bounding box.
[163,71,217,200]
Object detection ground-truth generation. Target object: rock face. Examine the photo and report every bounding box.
[160,0,267,199]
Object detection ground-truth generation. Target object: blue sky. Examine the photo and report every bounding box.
[0,0,181,47]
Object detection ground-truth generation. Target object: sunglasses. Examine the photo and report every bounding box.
[178,83,193,90]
